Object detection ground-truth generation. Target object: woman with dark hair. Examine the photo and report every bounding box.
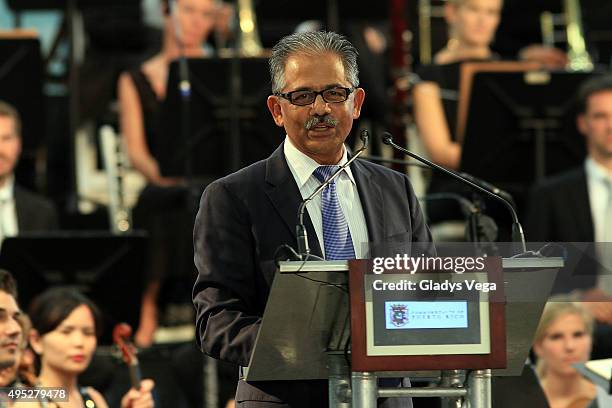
[29,288,155,408]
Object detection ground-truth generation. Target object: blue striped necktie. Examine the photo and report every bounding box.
[312,166,356,260]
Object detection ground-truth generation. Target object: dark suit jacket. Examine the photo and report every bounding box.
[525,167,597,292]
[14,185,59,232]
[192,145,433,406]
[526,167,593,243]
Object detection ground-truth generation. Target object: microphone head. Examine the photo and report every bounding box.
[381,132,393,145]
[359,129,370,148]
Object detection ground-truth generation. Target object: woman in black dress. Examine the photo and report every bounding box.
[117,0,229,346]
[412,0,503,223]
[413,0,503,170]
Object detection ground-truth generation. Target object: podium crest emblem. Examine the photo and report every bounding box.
[390,304,408,327]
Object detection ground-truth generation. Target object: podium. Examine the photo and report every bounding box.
[245,257,563,407]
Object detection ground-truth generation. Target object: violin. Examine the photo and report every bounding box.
[113,323,142,389]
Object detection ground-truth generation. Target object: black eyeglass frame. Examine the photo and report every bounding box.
[274,86,355,106]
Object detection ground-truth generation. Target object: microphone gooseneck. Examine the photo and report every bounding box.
[381,131,527,254]
[295,129,370,260]
[457,171,516,209]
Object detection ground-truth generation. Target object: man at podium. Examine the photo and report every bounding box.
[193,31,433,407]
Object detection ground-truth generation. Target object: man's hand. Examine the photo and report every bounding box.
[120,379,155,408]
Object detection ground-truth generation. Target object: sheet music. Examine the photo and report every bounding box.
[585,358,612,380]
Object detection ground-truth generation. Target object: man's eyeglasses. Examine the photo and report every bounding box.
[274,86,354,106]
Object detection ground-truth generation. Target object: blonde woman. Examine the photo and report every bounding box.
[533,301,612,408]
[412,0,503,224]
[117,0,228,347]
[413,0,502,171]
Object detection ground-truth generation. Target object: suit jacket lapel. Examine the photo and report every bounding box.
[13,186,26,232]
[264,146,323,257]
[351,159,385,244]
[574,169,595,241]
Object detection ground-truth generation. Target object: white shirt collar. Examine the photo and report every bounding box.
[0,176,15,202]
[585,157,612,186]
[283,135,356,187]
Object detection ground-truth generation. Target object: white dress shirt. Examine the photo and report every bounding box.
[585,158,612,294]
[283,137,369,258]
[0,177,18,243]
[585,158,612,243]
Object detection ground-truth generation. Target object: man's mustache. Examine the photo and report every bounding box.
[304,115,338,130]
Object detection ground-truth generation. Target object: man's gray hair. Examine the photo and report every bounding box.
[269,31,360,94]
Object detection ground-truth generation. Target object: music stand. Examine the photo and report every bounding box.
[0,231,147,345]
[459,64,595,186]
[158,58,283,180]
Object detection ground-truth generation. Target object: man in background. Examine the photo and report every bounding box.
[0,268,25,389]
[0,101,58,243]
[527,74,612,358]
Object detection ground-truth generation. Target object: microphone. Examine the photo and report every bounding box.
[381,131,527,254]
[295,129,370,260]
[361,154,430,169]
